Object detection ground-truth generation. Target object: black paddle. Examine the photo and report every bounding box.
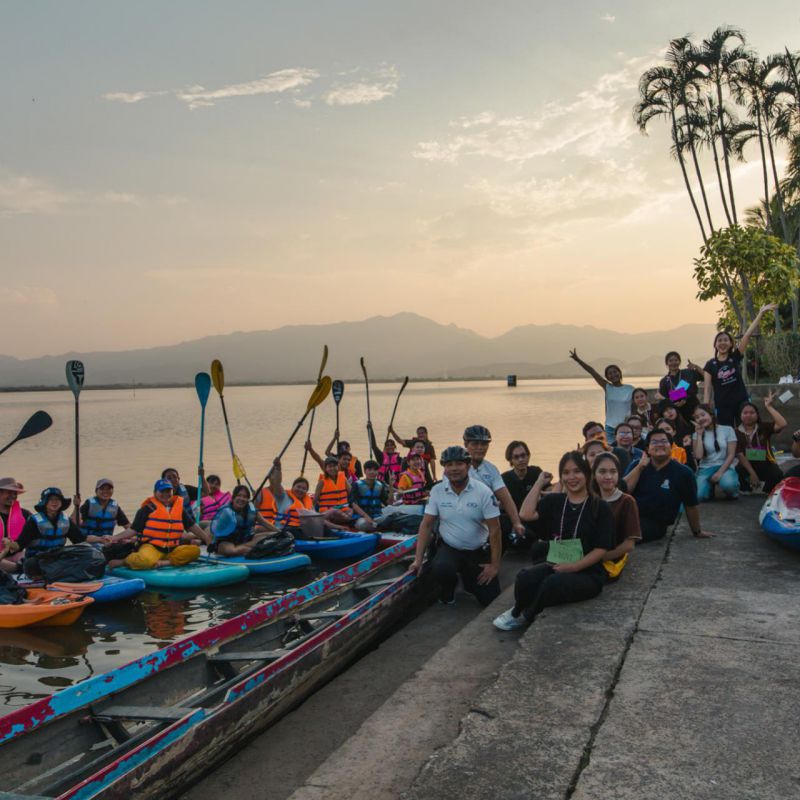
[386,376,409,439]
[0,411,53,457]
[332,380,345,444]
[66,360,85,496]
[360,357,376,460]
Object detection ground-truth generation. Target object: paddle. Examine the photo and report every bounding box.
[0,410,53,457]
[211,359,253,491]
[194,372,212,518]
[360,357,376,459]
[301,345,329,476]
[255,377,332,497]
[332,380,345,445]
[66,360,85,497]
[386,376,409,439]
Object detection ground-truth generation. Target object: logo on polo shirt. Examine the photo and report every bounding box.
[660,479,670,489]
[466,502,478,508]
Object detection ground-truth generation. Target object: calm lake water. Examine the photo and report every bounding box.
[0,377,658,708]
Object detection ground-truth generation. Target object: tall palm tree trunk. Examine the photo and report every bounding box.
[753,104,774,232]
[710,134,734,226]
[671,110,708,241]
[715,80,738,223]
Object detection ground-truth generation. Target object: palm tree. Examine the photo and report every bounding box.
[635,66,708,241]
[695,95,735,225]
[697,26,750,224]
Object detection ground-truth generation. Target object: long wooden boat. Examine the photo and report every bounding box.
[0,537,421,799]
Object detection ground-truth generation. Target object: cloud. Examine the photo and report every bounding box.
[0,286,59,307]
[601,13,616,23]
[0,173,69,214]
[413,55,652,164]
[323,65,400,106]
[103,90,168,104]
[176,68,319,109]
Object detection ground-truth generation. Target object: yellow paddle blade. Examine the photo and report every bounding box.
[211,359,224,394]
[318,345,329,380]
[232,454,247,481]
[307,376,332,411]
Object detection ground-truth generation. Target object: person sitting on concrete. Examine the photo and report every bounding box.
[735,395,787,494]
[123,480,211,570]
[692,404,739,502]
[582,421,631,473]
[409,446,501,607]
[624,430,715,543]
[493,451,613,631]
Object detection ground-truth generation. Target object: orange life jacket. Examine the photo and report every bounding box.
[258,488,314,527]
[316,472,349,512]
[257,489,279,525]
[140,496,185,551]
[670,443,687,464]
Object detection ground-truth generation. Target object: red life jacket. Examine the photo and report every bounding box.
[201,490,231,521]
[379,452,402,482]
[398,469,426,505]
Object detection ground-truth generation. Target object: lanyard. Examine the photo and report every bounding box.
[741,425,760,449]
[558,496,587,541]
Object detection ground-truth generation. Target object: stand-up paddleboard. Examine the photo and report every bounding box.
[759,477,800,551]
[293,531,379,560]
[111,561,249,589]
[200,552,311,575]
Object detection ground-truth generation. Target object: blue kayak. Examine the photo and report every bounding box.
[200,553,311,575]
[111,562,249,589]
[759,478,800,551]
[293,532,379,560]
[89,575,146,603]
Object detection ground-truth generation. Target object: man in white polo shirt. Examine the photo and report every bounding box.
[410,445,502,606]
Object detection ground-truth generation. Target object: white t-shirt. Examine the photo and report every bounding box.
[605,384,634,428]
[693,424,738,468]
[468,460,505,493]
[425,478,500,550]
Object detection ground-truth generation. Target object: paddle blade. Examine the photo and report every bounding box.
[211,360,225,395]
[232,454,247,481]
[307,376,332,411]
[66,360,85,399]
[318,345,329,379]
[332,380,345,404]
[195,372,212,407]
[16,410,53,443]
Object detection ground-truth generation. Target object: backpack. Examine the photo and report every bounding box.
[247,531,295,559]
[34,544,107,583]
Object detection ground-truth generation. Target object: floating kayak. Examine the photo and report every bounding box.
[111,562,249,589]
[294,531,379,560]
[0,589,93,629]
[380,532,415,548]
[85,575,146,603]
[200,552,311,575]
[759,477,800,551]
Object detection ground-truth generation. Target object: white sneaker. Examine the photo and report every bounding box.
[493,607,526,631]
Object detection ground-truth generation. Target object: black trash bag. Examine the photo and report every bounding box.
[0,571,26,605]
[247,531,295,559]
[35,544,107,583]
[383,513,423,536]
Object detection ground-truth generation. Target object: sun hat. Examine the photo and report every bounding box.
[34,487,70,513]
[0,478,25,493]
[95,478,114,490]
[153,479,173,493]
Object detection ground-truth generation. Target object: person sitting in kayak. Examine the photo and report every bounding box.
[123,479,211,570]
[160,467,209,520]
[395,452,429,506]
[390,424,437,480]
[256,459,314,532]
[325,436,363,479]
[199,474,232,525]
[306,447,354,527]
[350,461,391,531]
[16,488,105,578]
[211,485,280,556]
[0,477,31,573]
[401,440,435,488]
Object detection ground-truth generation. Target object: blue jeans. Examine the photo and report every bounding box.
[604,424,617,446]
[696,465,739,501]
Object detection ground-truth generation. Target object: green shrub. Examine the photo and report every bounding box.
[762,333,800,380]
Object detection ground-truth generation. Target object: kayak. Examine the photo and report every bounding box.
[86,575,147,603]
[294,531,379,559]
[0,589,93,629]
[758,477,800,551]
[111,562,249,589]
[200,552,312,575]
[380,532,415,548]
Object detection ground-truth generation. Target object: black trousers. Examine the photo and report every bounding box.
[639,516,669,543]
[738,461,787,493]
[512,563,604,622]
[430,541,500,607]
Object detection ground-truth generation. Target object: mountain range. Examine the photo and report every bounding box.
[0,313,716,388]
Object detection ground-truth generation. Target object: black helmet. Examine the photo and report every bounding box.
[463,424,491,443]
[440,445,472,465]
[34,487,70,513]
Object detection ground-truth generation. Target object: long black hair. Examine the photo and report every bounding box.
[694,403,720,452]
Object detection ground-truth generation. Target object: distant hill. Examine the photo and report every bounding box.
[0,313,716,388]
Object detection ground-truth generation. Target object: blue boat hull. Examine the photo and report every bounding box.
[90,575,146,603]
[758,478,800,552]
[294,531,379,559]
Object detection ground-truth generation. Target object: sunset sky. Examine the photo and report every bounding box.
[2,1,798,358]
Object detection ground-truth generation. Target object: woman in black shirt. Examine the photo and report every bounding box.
[493,451,613,630]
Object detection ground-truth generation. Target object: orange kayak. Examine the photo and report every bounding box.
[0,588,93,629]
